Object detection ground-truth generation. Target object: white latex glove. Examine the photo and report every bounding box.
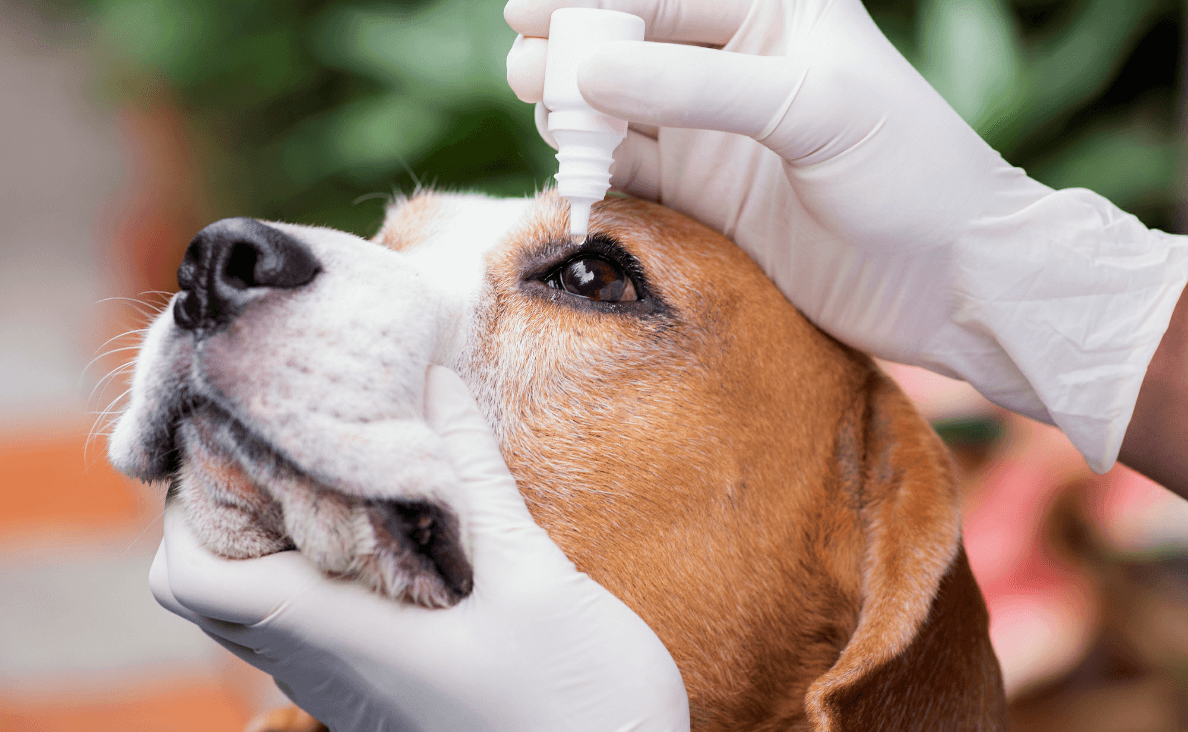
[506,0,1188,472]
[150,366,689,732]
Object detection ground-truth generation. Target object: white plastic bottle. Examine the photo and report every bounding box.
[542,8,645,238]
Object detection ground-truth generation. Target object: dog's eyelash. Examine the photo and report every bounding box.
[534,234,647,292]
[578,234,647,281]
[519,232,670,317]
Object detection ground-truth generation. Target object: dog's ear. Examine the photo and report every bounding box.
[806,372,1008,732]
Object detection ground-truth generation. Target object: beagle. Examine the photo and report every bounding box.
[110,191,1006,731]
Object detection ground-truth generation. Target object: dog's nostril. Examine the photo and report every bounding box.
[224,241,260,289]
[173,291,202,330]
[173,218,322,331]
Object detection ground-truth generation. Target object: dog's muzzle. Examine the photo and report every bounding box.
[151,218,474,606]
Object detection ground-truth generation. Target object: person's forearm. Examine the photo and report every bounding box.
[1120,281,1188,499]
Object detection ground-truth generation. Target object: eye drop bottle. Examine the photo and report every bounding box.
[542,8,645,238]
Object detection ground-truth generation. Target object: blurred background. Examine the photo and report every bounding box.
[0,0,1185,730]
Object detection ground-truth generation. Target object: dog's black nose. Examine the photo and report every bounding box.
[174,218,321,330]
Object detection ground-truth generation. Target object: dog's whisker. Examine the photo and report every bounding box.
[96,296,150,305]
[82,328,152,385]
[86,386,134,458]
[83,345,145,376]
[86,410,125,457]
[89,328,149,358]
[88,369,136,408]
[95,296,164,316]
[95,297,170,325]
[395,155,423,192]
[124,503,169,554]
[97,325,150,344]
[352,191,390,206]
[87,361,139,407]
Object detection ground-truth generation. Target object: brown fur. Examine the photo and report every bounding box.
[249,192,1006,731]
[373,192,445,252]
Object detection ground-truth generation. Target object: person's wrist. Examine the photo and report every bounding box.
[1120,276,1188,496]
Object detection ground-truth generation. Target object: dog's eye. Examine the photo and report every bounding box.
[546,256,639,302]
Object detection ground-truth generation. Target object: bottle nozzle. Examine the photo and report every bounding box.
[568,198,593,238]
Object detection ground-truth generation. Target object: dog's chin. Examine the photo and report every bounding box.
[164,405,474,608]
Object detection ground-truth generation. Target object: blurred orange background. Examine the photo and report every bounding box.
[0,4,269,729]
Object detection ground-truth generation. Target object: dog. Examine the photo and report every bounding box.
[110,191,1006,731]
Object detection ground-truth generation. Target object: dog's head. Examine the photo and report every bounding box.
[111,191,1004,730]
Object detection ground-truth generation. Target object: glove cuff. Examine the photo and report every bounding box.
[939,187,1188,473]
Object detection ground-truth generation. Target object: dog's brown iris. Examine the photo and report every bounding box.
[555,257,639,302]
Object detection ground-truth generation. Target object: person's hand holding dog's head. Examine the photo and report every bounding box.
[151,366,690,732]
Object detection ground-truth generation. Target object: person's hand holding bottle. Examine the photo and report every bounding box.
[507,0,1188,475]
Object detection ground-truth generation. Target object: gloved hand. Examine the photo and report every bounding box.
[506,0,1188,472]
[150,366,689,732]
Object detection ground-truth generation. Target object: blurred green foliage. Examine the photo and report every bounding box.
[869,0,1184,230]
[40,0,1187,236]
[56,0,555,235]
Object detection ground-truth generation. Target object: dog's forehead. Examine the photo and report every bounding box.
[375,192,563,253]
[373,192,565,292]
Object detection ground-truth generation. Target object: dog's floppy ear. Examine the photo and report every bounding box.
[806,372,1008,732]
